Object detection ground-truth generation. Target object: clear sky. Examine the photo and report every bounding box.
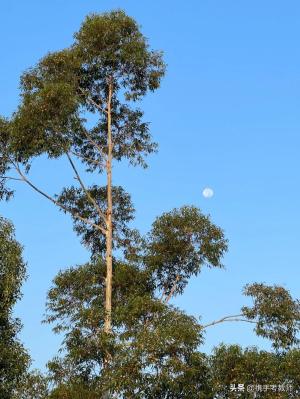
[1,1,300,371]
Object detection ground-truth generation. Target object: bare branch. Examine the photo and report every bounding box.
[202,314,257,330]
[13,163,107,235]
[66,152,107,224]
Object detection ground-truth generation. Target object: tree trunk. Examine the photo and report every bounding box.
[104,81,113,335]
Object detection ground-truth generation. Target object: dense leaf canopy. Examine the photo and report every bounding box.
[242,283,300,350]
[210,344,300,398]
[0,10,165,190]
[0,217,30,399]
[145,206,228,297]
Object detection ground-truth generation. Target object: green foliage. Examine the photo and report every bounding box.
[44,251,211,396]
[13,371,49,399]
[283,349,300,391]
[210,344,300,398]
[41,204,230,397]
[2,8,300,398]
[0,217,26,308]
[0,9,165,190]
[0,118,13,201]
[145,206,228,296]
[74,10,165,100]
[49,384,100,399]
[45,260,153,333]
[0,217,30,399]
[242,283,300,350]
[57,185,137,256]
[42,202,300,396]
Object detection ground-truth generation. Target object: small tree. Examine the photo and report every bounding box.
[0,216,30,399]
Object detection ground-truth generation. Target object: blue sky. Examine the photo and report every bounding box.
[1,1,300,370]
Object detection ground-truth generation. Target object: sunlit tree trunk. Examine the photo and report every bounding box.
[104,81,113,335]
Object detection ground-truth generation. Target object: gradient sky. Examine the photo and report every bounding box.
[1,1,300,371]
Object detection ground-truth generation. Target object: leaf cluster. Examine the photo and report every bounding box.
[242,283,300,350]
[0,217,30,398]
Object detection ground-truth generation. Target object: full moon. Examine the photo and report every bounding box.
[202,187,214,198]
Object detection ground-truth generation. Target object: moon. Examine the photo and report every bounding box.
[202,187,214,198]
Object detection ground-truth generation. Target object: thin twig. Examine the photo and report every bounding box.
[0,175,23,182]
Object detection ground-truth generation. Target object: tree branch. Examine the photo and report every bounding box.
[66,152,107,224]
[202,314,257,330]
[164,275,180,304]
[12,163,107,235]
[0,175,23,182]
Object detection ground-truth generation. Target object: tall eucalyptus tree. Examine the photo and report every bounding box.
[0,10,165,335]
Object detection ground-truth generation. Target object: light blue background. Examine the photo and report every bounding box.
[1,1,299,370]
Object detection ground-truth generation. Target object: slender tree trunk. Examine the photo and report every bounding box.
[104,81,113,335]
